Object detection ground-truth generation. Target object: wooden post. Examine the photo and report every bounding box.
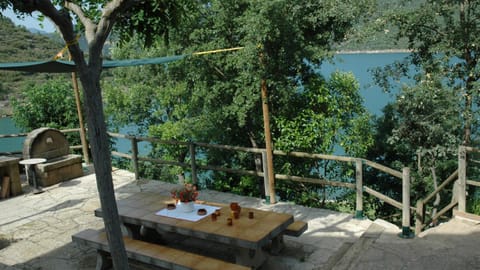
[189,142,197,185]
[131,137,139,181]
[458,146,467,212]
[261,79,276,204]
[355,159,363,219]
[72,70,90,164]
[400,167,414,238]
[262,151,270,203]
[1,176,10,199]
[415,200,424,235]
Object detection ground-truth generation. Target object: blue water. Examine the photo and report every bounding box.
[1,52,410,154]
[0,117,24,153]
[320,52,408,115]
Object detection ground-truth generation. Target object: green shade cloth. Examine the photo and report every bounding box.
[0,54,187,73]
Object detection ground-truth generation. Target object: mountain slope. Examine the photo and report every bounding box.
[0,16,67,115]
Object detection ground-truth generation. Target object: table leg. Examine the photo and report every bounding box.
[31,165,44,194]
[23,165,31,185]
[95,250,112,270]
[270,233,285,255]
[122,223,141,239]
[24,164,43,194]
[235,247,267,269]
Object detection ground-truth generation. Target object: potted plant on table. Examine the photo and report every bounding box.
[170,183,199,212]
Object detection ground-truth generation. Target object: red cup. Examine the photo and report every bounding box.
[230,202,239,211]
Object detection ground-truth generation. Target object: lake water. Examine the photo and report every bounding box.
[320,52,408,115]
[0,52,409,154]
[0,117,24,153]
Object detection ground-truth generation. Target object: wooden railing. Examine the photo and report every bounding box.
[5,129,479,237]
[413,146,480,235]
[107,132,414,237]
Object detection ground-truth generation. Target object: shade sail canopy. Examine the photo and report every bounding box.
[0,54,187,73]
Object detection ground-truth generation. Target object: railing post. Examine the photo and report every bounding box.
[131,137,139,181]
[400,167,414,238]
[415,200,424,235]
[355,159,364,219]
[458,146,467,212]
[262,151,270,204]
[189,142,197,185]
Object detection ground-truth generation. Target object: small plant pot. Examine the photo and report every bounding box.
[177,201,195,213]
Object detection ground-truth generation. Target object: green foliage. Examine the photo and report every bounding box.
[366,76,463,220]
[11,78,80,130]
[274,72,373,157]
[103,1,375,204]
[11,77,83,152]
[468,187,480,216]
[374,0,480,146]
[362,0,480,221]
[113,0,196,47]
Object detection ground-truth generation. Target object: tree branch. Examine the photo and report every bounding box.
[64,1,96,44]
[92,0,137,56]
[16,0,85,69]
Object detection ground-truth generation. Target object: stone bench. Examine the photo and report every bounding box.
[72,229,251,270]
[35,154,83,186]
[271,220,308,254]
[23,128,83,187]
[284,220,308,237]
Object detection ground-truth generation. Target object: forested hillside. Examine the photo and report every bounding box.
[0,16,65,115]
[0,0,408,116]
[335,0,409,51]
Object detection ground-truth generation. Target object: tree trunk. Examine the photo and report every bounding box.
[78,69,130,270]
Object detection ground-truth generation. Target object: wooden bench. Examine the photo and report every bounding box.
[72,229,251,270]
[284,220,308,237]
[270,220,308,254]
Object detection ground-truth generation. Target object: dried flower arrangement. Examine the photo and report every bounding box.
[170,183,199,202]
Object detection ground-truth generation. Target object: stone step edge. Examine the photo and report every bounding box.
[326,222,386,270]
[453,208,480,224]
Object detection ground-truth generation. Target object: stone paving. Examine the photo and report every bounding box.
[1,168,479,270]
[0,168,371,270]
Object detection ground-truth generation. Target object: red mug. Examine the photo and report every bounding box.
[230,202,239,211]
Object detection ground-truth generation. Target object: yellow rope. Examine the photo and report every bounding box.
[192,47,244,56]
[53,35,81,60]
[53,43,242,61]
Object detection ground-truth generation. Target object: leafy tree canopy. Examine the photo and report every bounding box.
[373,0,480,146]
[11,77,79,130]
[103,0,375,198]
[365,0,480,221]
[1,1,196,269]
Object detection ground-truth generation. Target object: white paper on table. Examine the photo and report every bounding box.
[155,204,220,222]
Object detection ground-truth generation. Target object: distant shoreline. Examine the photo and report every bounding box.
[336,49,411,54]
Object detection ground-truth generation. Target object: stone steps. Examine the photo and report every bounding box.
[326,221,388,270]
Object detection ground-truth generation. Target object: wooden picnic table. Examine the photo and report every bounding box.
[94,192,295,268]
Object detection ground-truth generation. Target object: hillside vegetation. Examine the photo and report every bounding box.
[0,16,67,115]
[0,1,407,115]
